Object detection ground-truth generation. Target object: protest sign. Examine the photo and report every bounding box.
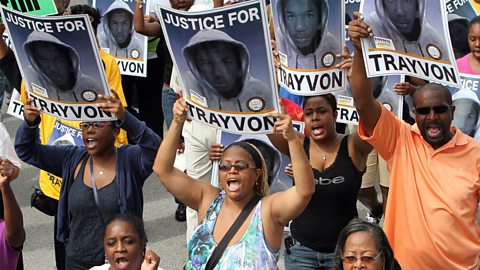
[345,0,360,53]
[1,6,112,121]
[271,0,345,95]
[360,0,460,87]
[6,89,22,119]
[0,0,57,16]
[449,73,480,140]
[158,0,280,134]
[94,0,148,77]
[210,121,304,191]
[445,0,477,18]
[337,75,404,125]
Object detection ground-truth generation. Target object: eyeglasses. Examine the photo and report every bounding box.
[218,163,256,172]
[342,251,383,264]
[414,105,451,115]
[79,122,112,130]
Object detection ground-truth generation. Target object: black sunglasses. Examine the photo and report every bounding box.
[414,105,450,115]
[218,163,256,172]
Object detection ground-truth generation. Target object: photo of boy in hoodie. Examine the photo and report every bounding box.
[274,0,341,69]
[365,0,448,60]
[452,89,480,140]
[98,0,143,59]
[23,31,102,103]
[182,29,273,112]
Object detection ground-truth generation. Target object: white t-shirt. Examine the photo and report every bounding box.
[0,123,21,168]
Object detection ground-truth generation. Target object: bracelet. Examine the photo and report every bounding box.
[135,0,144,8]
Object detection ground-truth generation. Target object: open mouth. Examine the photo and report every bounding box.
[426,124,442,138]
[227,178,240,192]
[311,125,324,136]
[115,257,129,269]
[85,138,97,148]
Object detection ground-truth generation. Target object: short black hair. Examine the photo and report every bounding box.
[468,15,480,31]
[281,0,323,17]
[70,4,102,31]
[303,93,337,112]
[104,213,148,248]
[412,83,452,107]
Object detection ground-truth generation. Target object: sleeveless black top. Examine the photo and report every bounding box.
[66,157,119,268]
[290,135,364,253]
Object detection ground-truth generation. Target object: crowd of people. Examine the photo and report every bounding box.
[0,0,479,269]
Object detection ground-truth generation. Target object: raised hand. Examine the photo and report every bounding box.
[335,44,353,70]
[23,98,41,125]
[140,248,161,270]
[208,143,224,161]
[172,98,189,124]
[394,82,416,96]
[98,89,126,121]
[348,12,373,51]
[0,159,16,180]
[267,101,296,141]
[284,163,293,178]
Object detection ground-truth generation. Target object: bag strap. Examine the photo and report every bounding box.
[89,157,106,225]
[205,194,261,270]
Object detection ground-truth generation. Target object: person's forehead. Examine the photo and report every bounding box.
[414,88,450,106]
[383,0,415,4]
[345,231,378,250]
[196,43,236,57]
[304,95,330,108]
[469,22,480,33]
[106,220,137,236]
[284,0,318,12]
[222,146,252,160]
[454,98,478,109]
[110,10,130,19]
[33,43,65,56]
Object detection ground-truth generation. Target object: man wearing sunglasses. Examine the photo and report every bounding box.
[348,13,480,270]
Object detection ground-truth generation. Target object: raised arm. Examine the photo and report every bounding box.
[348,12,382,137]
[15,98,74,177]
[134,0,162,37]
[0,23,9,60]
[266,111,314,226]
[153,98,216,211]
[0,167,25,249]
[0,23,22,91]
[98,90,161,178]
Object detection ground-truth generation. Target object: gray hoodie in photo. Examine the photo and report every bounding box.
[275,0,340,69]
[98,0,143,59]
[24,31,102,102]
[182,29,273,112]
[366,0,448,60]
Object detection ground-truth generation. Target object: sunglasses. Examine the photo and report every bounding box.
[79,122,113,130]
[414,105,451,115]
[342,251,383,264]
[218,163,256,172]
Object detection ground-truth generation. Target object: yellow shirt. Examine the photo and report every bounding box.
[21,50,128,200]
[471,1,480,14]
[359,106,480,269]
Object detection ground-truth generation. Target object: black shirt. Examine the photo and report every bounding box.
[291,136,364,253]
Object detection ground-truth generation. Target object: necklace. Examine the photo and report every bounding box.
[92,149,116,175]
[321,134,339,161]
